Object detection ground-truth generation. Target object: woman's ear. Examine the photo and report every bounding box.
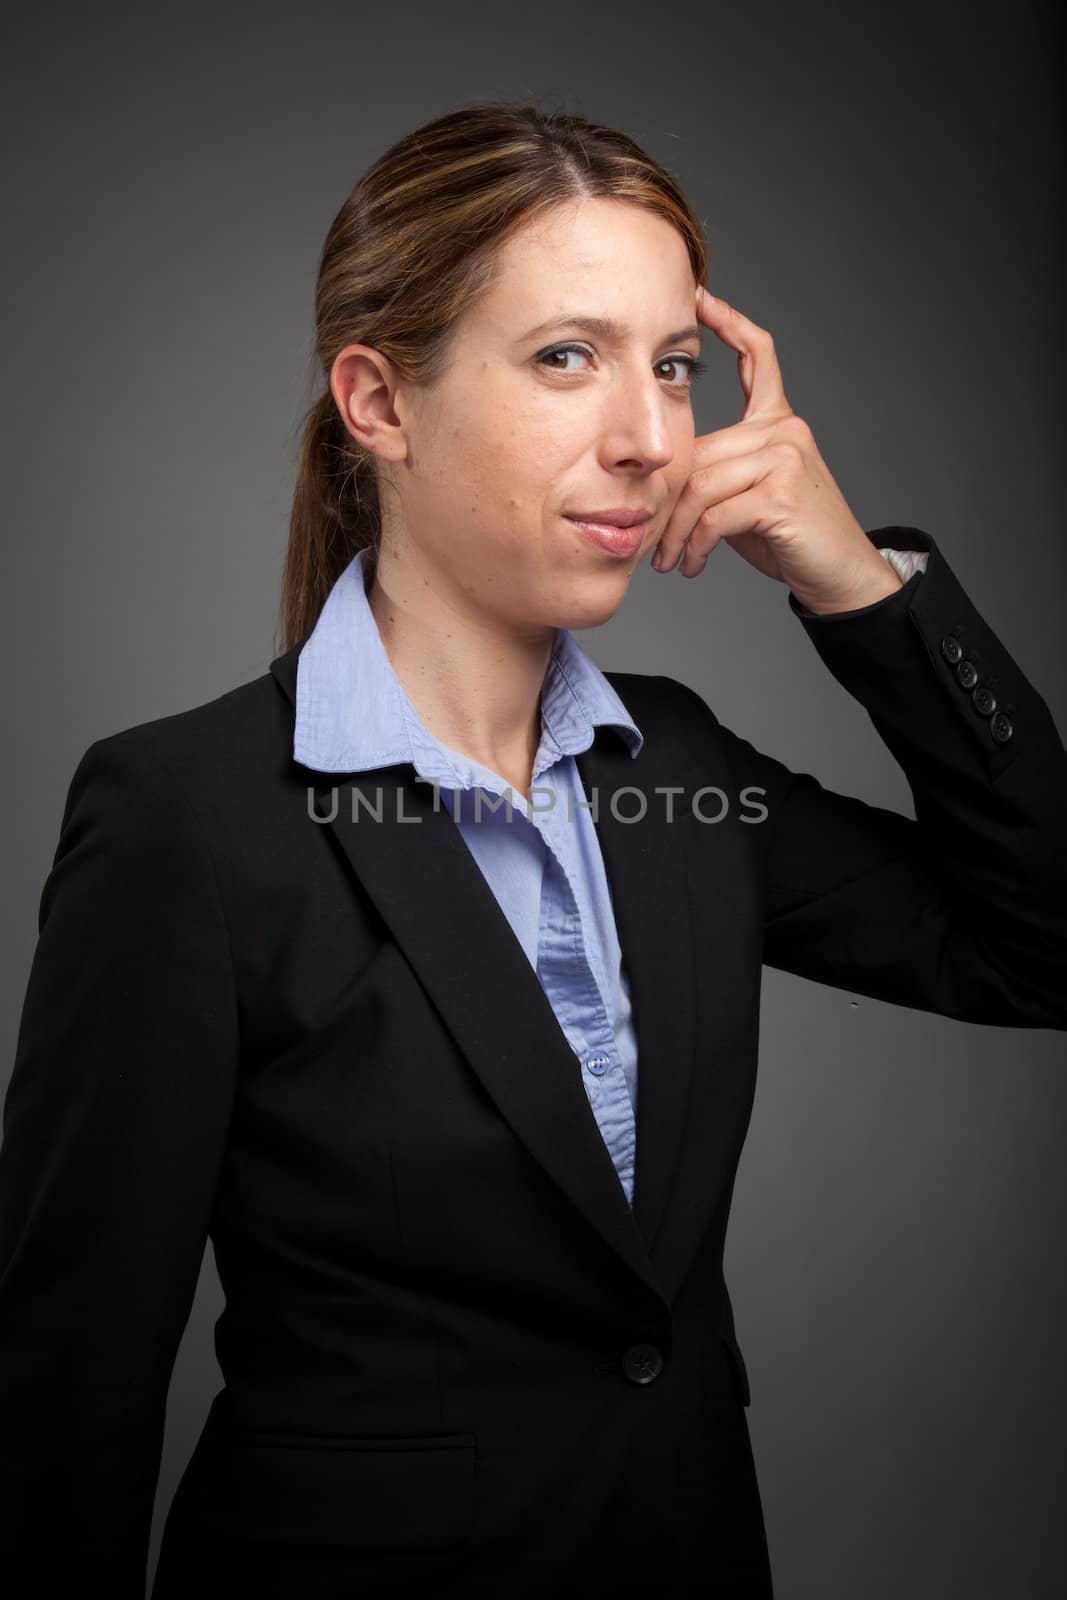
[329,344,409,463]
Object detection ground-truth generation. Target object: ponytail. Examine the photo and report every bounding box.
[276,389,380,654]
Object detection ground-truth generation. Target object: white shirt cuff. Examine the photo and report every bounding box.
[878,547,930,584]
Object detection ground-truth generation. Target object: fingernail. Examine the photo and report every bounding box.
[651,546,664,571]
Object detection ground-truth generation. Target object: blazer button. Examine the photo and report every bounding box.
[990,711,1014,744]
[956,658,979,691]
[940,635,963,665]
[622,1343,664,1384]
[972,684,997,717]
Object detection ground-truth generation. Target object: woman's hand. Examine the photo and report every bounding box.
[651,287,903,615]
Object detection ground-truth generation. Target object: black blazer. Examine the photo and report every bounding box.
[2,527,1064,1599]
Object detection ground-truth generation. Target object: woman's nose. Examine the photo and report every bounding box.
[599,378,675,472]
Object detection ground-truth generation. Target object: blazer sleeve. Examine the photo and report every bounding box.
[675,526,1067,1029]
[0,732,240,1594]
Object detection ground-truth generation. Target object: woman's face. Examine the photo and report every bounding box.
[387,195,702,633]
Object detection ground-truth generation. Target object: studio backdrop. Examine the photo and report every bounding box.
[3,3,1064,1597]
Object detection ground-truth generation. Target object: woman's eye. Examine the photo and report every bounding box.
[656,354,708,387]
[536,343,594,374]
[535,344,707,386]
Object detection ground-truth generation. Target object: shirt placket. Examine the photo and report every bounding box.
[534,807,637,1206]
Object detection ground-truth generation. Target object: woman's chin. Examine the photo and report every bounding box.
[547,573,636,630]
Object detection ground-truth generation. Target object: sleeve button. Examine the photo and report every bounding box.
[941,635,964,664]
[956,659,979,690]
[990,712,1014,744]
[972,684,997,717]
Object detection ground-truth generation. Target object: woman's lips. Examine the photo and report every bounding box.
[564,515,649,558]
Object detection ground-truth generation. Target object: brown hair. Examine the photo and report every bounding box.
[276,100,709,654]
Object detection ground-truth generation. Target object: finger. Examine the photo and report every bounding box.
[676,484,773,577]
[653,444,780,572]
[689,414,779,471]
[696,287,792,423]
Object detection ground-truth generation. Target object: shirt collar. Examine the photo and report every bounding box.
[293,546,643,783]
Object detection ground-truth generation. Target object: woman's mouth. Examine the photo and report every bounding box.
[563,515,650,559]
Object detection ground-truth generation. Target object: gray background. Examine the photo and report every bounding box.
[3,2,1065,1594]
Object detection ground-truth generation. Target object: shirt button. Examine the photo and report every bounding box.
[586,1054,610,1077]
[621,1343,664,1384]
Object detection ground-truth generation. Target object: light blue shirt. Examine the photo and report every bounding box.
[294,547,646,1206]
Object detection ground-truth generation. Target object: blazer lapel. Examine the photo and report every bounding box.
[270,644,696,1299]
[574,723,696,1259]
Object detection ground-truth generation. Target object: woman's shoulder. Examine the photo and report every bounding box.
[603,667,723,737]
[64,661,295,831]
[602,668,774,792]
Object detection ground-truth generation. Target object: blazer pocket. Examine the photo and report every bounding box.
[201,1430,477,1552]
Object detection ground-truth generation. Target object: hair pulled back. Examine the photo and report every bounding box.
[278,100,708,652]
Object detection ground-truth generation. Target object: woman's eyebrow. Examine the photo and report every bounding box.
[519,313,702,346]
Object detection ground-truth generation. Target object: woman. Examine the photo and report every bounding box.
[1,101,1064,1600]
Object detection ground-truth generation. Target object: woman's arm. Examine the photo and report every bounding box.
[0,733,240,1594]
[672,526,1067,1028]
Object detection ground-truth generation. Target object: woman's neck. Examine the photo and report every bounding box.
[365,544,556,802]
